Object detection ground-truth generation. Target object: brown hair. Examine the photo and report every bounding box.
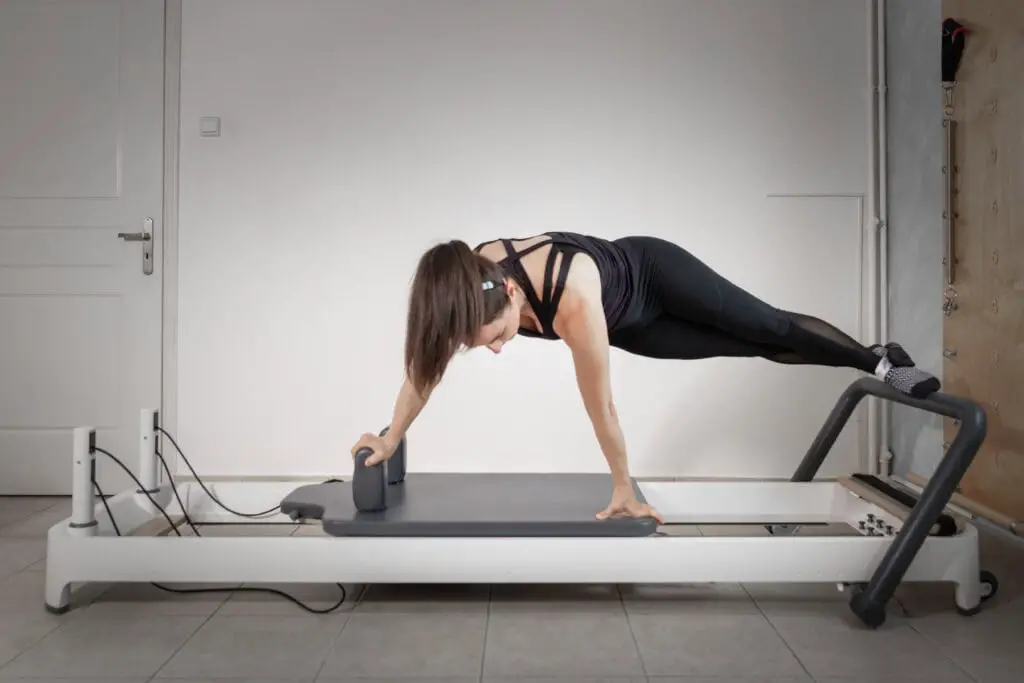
[405,240,510,395]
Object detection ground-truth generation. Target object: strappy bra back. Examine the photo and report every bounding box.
[475,231,636,339]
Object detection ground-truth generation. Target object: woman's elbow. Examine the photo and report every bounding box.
[585,396,617,422]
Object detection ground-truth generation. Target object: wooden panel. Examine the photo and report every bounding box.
[942,0,1024,524]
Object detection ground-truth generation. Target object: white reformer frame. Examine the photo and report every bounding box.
[45,378,994,629]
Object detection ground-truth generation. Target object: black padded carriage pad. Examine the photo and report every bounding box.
[280,473,658,537]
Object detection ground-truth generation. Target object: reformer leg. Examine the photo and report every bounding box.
[953,541,982,616]
[46,427,96,614]
[45,573,72,615]
[789,378,988,628]
[851,428,983,624]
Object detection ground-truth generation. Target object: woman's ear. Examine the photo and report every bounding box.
[504,278,516,299]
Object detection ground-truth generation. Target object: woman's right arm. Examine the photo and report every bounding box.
[355,374,434,466]
[382,375,433,449]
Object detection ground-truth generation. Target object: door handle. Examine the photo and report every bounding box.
[117,217,154,275]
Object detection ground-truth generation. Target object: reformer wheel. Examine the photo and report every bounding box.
[979,569,999,601]
[956,569,999,617]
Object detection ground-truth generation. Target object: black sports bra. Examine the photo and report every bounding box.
[474,231,636,339]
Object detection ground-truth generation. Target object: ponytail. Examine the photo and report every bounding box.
[404,240,509,395]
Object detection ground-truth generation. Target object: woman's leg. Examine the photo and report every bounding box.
[620,236,940,397]
[611,314,793,361]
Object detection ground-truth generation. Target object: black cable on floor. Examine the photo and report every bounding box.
[90,445,348,614]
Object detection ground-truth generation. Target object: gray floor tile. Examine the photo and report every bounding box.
[20,557,45,573]
[0,570,103,617]
[1,679,149,683]
[320,678,476,683]
[156,614,347,680]
[814,677,973,683]
[353,583,490,613]
[744,582,852,616]
[321,612,486,679]
[906,598,1024,683]
[0,613,64,670]
[0,572,47,616]
[0,614,206,679]
[0,497,62,528]
[489,583,624,612]
[967,672,1024,683]
[0,499,71,538]
[644,678,810,683]
[619,581,758,614]
[767,612,969,680]
[157,679,313,683]
[0,539,46,579]
[483,610,644,678]
[154,678,313,683]
[80,580,237,617]
[482,678,647,683]
[217,582,359,615]
[628,612,805,677]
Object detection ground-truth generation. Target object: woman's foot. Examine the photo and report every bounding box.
[869,343,941,398]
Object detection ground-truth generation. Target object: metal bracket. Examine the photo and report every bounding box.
[943,287,959,316]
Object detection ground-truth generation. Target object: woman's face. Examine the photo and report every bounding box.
[473,301,520,354]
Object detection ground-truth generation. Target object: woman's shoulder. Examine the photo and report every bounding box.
[473,233,553,258]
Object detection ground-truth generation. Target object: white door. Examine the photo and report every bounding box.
[0,0,165,495]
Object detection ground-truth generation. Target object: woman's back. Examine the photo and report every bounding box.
[475,231,637,337]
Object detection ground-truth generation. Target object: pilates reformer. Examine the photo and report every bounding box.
[45,377,998,628]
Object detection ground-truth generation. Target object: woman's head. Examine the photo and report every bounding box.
[405,240,520,394]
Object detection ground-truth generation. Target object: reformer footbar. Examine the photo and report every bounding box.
[45,377,998,630]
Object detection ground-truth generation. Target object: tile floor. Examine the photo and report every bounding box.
[1,495,1022,682]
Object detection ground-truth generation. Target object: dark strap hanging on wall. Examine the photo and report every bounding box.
[942,18,969,83]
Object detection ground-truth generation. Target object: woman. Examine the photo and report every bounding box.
[350,232,939,523]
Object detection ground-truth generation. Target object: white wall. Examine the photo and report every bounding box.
[174,0,874,480]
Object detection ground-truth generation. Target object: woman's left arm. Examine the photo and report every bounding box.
[555,265,662,523]
[556,289,632,489]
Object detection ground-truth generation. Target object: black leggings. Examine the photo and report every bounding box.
[609,236,880,373]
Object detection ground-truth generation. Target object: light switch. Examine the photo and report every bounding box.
[200,116,221,137]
